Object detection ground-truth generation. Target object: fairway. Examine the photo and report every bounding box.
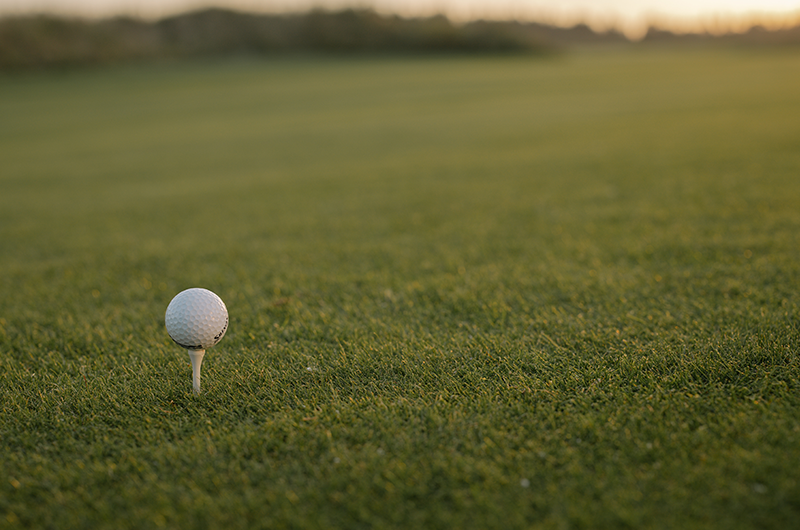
[2,48,800,528]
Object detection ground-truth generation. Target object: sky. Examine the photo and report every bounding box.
[2,0,800,37]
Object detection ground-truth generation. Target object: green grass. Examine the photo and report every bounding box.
[1,48,800,529]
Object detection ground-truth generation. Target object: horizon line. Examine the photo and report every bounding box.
[1,2,799,39]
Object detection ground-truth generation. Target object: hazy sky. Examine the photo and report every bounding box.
[3,0,800,36]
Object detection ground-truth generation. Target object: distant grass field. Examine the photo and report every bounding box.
[1,47,800,529]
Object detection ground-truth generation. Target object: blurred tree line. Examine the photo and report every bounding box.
[0,9,542,69]
[1,7,798,69]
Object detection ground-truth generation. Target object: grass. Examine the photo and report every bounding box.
[1,47,800,529]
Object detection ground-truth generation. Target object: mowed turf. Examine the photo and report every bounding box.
[1,47,800,529]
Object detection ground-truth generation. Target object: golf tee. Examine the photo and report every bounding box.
[188,349,205,394]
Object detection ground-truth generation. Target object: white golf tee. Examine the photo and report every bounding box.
[188,349,205,394]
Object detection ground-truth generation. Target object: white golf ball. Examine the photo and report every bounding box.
[165,288,228,350]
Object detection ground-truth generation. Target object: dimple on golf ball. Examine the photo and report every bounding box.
[165,288,228,350]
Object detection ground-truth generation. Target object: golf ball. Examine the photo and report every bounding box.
[165,288,228,350]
